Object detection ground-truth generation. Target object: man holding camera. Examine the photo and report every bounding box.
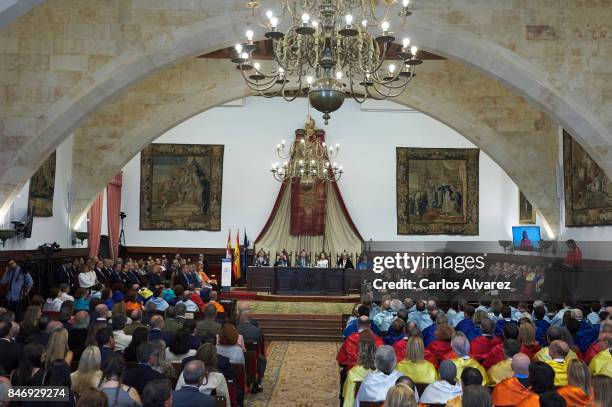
[1,259,33,320]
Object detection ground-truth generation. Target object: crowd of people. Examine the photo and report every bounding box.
[0,254,266,407]
[337,297,612,406]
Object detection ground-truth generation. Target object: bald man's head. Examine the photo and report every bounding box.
[549,340,569,359]
[511,353,531,375]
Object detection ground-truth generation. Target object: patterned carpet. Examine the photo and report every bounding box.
[245,341,342,407]
[238,300,355,315]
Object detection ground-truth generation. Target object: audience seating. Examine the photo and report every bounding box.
[243,350,257,387]
[231,363,247,394]
[215,397,227,407]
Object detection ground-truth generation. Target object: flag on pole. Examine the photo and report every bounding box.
[233,228,241,279]
[242,230,249,277]
[226,229,232,259]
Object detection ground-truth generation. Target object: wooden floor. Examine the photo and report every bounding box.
[252,313,343,342]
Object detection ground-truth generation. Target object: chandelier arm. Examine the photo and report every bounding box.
[280,78,303,102]
[238,66,281,89]
[369,80,409,98]
[357,40,388,75]
[348,77,368,104]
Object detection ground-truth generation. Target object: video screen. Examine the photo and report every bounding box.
[512,225,541,250]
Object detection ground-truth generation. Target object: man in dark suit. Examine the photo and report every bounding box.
[296,249,309,268]
[95,327,116,366]
[146,265,163,288]
[123,342,166,395]
[0,320,22,373]
[237,308,266,393]
[336,251,355,269]
[68,311,90,357]
[54,258,75,289]
[148,314,172,344]
[172,360,215,407]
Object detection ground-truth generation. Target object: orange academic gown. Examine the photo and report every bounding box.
[557,385,595,406]
[492,377,532,406]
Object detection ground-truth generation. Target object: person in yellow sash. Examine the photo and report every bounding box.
[449,334,489,385]
[544,340,571,386]
[395,337,437,384]
[342,336,377,407]
[588,347,612,378]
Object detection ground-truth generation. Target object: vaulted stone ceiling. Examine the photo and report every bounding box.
[1,0,611,236]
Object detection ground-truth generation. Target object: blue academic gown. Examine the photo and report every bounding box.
[495,319,517,337]
[422,323,437,347]
[456,318,480,341]
[534,319,550,346]
[574,320,598,353]
[342,319,382,338]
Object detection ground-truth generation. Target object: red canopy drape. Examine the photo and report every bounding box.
[87,192,104,258]
[106,172,123,259]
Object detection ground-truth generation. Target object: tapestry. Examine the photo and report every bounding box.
[563,130,612,226]
[28,151,56,217]
[289,127,328,236]
[519,191,536,224]
[140,144,223,230]
[396,147,479,235]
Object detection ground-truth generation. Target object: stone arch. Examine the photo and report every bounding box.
[69,60,559,235]
[0,0,44,29]
[1,11,602,222]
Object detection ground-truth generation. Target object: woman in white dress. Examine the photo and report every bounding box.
[316,252,329,268]
[77,263,98,290]
[176,343,230,407]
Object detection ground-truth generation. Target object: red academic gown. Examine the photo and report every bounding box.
[336,331,383,370]
[482,342,506,370]
[470,335,502,363]
[520,343,542,360]
[584,340,606,364]
[427,340,456,365]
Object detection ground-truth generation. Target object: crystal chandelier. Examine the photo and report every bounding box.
[271,117,343,186]
[232,0,423,124]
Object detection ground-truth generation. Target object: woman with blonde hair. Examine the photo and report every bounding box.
[45,327,73,367]
[19,305,41,340]
[558,359,595,406]
[518,321,541,360]
[385,383,417,407]
[71,346,103,394]
[342,333,377,407]
[396,337,437,384]
[592,374,612,407]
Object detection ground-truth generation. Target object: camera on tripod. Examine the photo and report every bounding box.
[120,211,127,220]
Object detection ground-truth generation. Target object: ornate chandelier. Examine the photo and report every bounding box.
[271,117,343,186]
[232,0,422,124]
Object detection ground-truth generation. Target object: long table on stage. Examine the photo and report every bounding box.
[246,266,362,295]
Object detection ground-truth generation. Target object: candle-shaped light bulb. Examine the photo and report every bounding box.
[403,0,409,7]
[281,139,286,145]
[266,10,273,19]
[388,64,396,73]
[335,71,343,80]
[246,30,254,41]
[306,76,313,85]
[402,38,410,48]
[362,19,368,27]
[381,21,389,32]
[336,143,340,148]
[241,52,249,60]
[312,20,318,28]
[411,46,418,55]
[254,62,261,70]
[301,13,310,24]
[345,14,353,25]
[235,44,243,53]
[270,17,278,27]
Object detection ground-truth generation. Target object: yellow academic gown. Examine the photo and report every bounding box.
[487,358,514,385]
[451,356,489,385]
[396,360,438,384]
[588,349,612,378]
[342,365,372,407]
[545,358,569,386]
[534,347,578,362]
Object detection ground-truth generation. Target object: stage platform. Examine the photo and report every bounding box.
[220,288,360,304]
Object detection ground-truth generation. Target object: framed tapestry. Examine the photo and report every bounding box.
[563,130,612,226]
[140,144,224,230]
[28,151,56,217]
[519,191,536,224]
[397,147,479,235]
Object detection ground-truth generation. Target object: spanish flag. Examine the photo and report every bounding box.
[226,229,232,259]
[233,228,241,279]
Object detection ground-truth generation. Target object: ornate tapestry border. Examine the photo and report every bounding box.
[396,147,479,235]
[140,143,224,231]
[563,131,612,227]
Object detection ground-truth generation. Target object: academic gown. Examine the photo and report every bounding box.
[451,356,489,385]
[427,340,456,365]
[557,385,595,407]
[492,377,532,407]
[470,335,502,363]
[482,342,506,370]
[337,331,383,370]
[588,349,612,377]
[455,318,480,341]
[392,338,439,368]
[519,342,541,360]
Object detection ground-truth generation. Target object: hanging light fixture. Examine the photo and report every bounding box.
[271,117,342,186]
[232,0,422,124]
